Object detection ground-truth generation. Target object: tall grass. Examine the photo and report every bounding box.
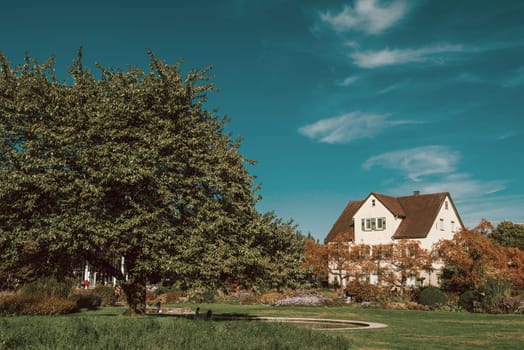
[0,312,350,350]
[2,304,523,349]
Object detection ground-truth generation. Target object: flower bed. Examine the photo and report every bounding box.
[273,296,330,307]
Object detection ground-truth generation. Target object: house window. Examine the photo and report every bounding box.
[361,218,385,231]
[451,220,456,233]
[370,274,378,285]
[376,217,386,230]
[438,218,445,231]
[445,201,449,210]
[372,199,376,207]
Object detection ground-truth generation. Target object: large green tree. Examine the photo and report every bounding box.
[0,51,304,314]
[490,221,524,250]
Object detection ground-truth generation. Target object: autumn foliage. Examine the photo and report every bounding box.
[436,221,524,293]
[304,219,524,301]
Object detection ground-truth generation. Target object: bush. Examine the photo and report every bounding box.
[418,287,447,308]
[19,277,75,299]
[70,292,102,310]
[92,286,117,306]
[0,294,78,316]
[345,281,387,303]
[481,278,512,314]
[501,296,521,313]
[459,290,479,312]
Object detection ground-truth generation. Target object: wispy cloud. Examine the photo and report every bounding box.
[363,146,512,226]
[298,112,416,144]
[363,146,460,181]
[457,195,524,227]
[350,44,463,68]
[391,173,507,199]
[320,0,407,35]
[337,75,358,86]
[502,66,524,87]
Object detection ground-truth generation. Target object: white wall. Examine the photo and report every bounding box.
[422,195,463,250]
[354,194,401,245]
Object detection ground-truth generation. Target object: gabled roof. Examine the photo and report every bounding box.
[370,192,406,217]
[393,192,455,239]
[324,200,363,243]
[325,192,463,243]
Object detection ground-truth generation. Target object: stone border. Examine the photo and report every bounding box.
[212,315,388,331]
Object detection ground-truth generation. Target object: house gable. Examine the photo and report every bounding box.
[353,193,403,245]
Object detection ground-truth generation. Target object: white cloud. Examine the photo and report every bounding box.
[390,173,507,199]
[457,195,524,227]
[363,146,460,181]
[350,44,463,68]
[502,66,524,87]
[320,0,408,35]
[344,41,360,49]
[363,146,514,226]
[337,75,358,86]
[298,112,415,144]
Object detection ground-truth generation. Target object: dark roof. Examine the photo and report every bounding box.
[394,192,452,239]
[325,192,463,242]
[324,200,363,243]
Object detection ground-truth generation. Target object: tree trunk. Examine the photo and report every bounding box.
[121,279,147,315]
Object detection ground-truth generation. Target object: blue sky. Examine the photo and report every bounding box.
[2,0,523,240]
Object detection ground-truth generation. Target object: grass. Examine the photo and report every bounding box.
[1,304,523,349]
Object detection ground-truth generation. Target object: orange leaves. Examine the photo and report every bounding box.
[436,221,524,291]
[303,238,328,276]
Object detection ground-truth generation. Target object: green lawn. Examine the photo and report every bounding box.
[189,303,524,350]
[1,304,523,349]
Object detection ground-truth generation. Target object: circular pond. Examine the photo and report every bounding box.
[212,315,388,331]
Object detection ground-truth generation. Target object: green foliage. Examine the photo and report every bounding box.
[480,278,512,314]
[418,287,446,307]
[0,294,78,316]
[70,293,102,310]
[19,277,75,299]
[0,51,306,313]
[459,290,479,312]
[490,221,524,250]
[91,286,117,306]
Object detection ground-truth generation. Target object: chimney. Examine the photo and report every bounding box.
[413,190,420,196]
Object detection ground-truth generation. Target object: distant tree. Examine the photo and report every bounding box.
[345,243,375,283]
[240,213,306,291]
[387,240,433,292]
[303,237,328,279]
[325,233,353,290]
[490,221,524,250]
[436,221,523,293]
[370,244,395,286]
[0,51,301,314]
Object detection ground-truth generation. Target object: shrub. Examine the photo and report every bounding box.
[19,277,75,299]
[0,294,78,316]
[418,287,447,308]
[70,292,101,310]
[500,296,521,313]
[459,290,479,312]
[92,286,117,306]
[256,292,282,305]
[345,281,387,303]
[481,278,512,314]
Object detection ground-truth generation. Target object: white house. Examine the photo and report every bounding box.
[325,191,464,287]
